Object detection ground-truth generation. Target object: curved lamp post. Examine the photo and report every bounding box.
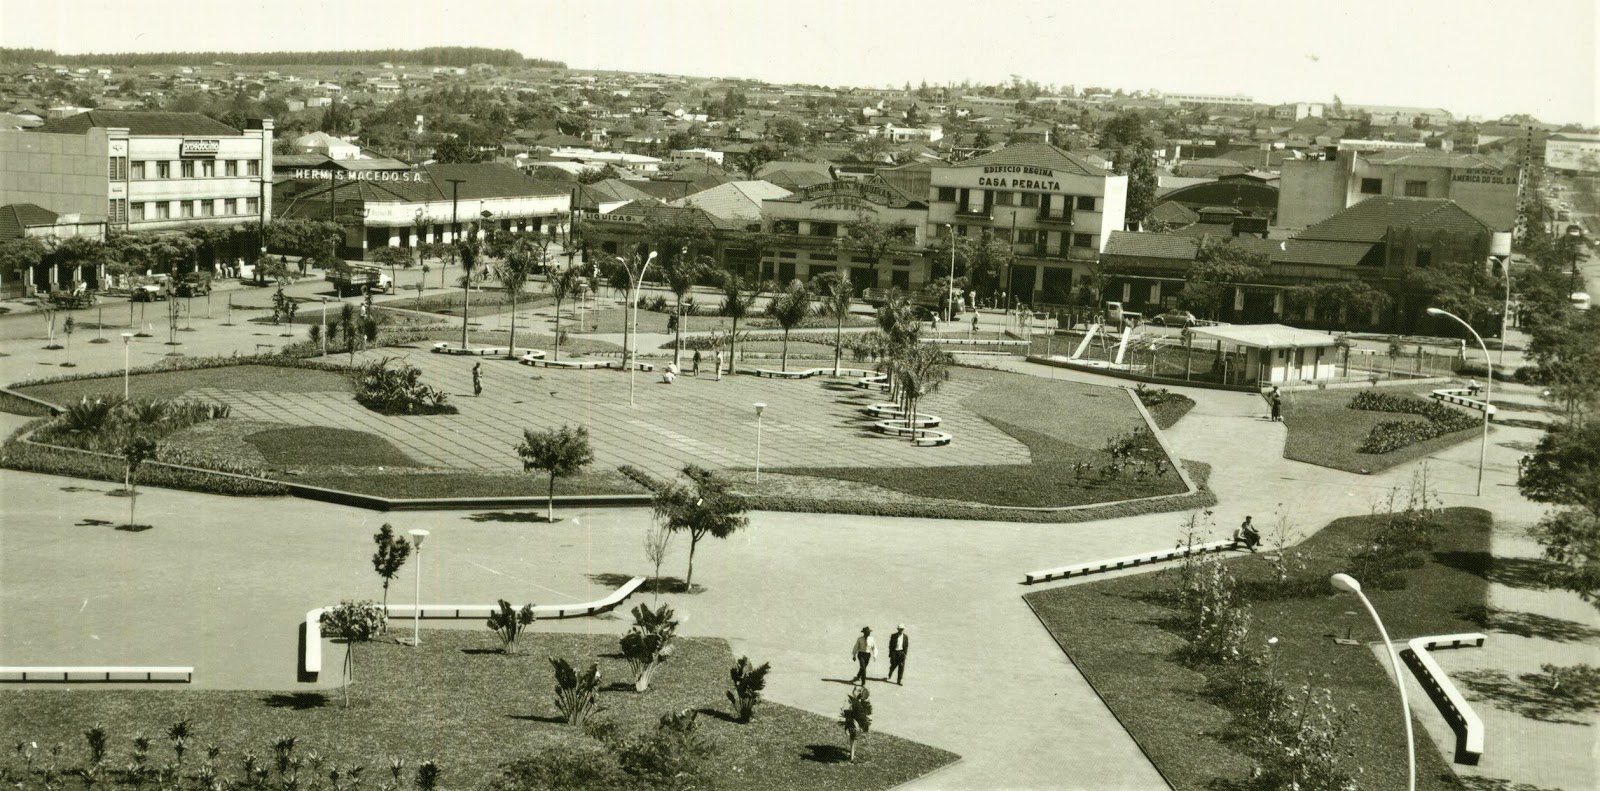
[1425,307,1491,496]
[627,250,658,407]
[406,529,430,646]
[1330,573,1414,791]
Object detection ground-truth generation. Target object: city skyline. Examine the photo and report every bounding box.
[1,0,1596,126]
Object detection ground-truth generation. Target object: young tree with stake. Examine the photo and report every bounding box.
[371,523,412,629]
[121,436,158,528]
[515,425,595,523]
[651,465,748,588]
[319,600,386,707]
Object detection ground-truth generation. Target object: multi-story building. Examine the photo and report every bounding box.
[758,180,929,292]
[1544,133,1600,172]
[0,110,273,240]
[926,143,1127,307]
[1161,92,1254,108]
[1278,149,1519,232]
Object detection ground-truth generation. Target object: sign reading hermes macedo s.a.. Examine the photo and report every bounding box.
[180,139,220,157]
[292,168,426,183]
[973,165,1061,191]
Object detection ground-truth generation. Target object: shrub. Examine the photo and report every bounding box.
[352,356,456,416]
[840,686,872,761]
[1244,685,1361,791]
[619,602,678,692]
[3,422,288,497]
[1175,560,1253,666]
[491,745,629,791]
[1350,391,1478,454]
[35,396,231,453]
[613,709,714,789]
[727,656,771,723]
[486,600,536,655]
[1349,474,1443,589]
[550,658,603,727]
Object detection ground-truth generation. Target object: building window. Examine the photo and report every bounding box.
[810,222,838,237]
[245,197,259,215]
[1017,229,1038,245]
[201,200,215,217]
[130,202,145,221]
[1360,177,1382,194]
[993,191,1014,206]
[771,220,799,234]
[130,161,146,180]
[225,199,238,215]
[1072,233,1094,248]
[1415,248,1433,268]
[936,187,957,202]
[247,159,260,177]
[225,160,239,177]
[181,201,195,218]
[1075,196,1097,211]
[892,258,911,267]
[956,225,969,237]
[154,202,170,219]
[201,160,215,177]
[108,199,126,223]
[993,228,1012,243]
[108,157,126,180]
[778,251,797,259]
[181,160,194,178]
[1404,180,1429,197]
[157,161,171,179]
[850,255,875,264]
[1020,193,1039,207]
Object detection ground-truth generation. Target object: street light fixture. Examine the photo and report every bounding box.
[942,224,956,324]
[320,297,329,356]
[406,529,430,647]
[1488,232,1513,368]
[753,402,766,484]
[121,333,134,398]
[1425,307,1492,496]
[627,250,658,407]
[1330,573,1415,791]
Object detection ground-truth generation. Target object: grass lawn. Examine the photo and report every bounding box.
[246,426,423,468]
[288,468,648,498]
[1283,386,1483,473]
[414,330,623,356]
[1025,507,1493,791]
[0,632,957,791]
[13,365,353,406]
[771,369,1187,508]
[403,289,554,318]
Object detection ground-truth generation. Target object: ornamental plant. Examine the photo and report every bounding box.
[550,658,604,727]
[619,602,678,692]
[727,657,772,723]
[487,600,536,654]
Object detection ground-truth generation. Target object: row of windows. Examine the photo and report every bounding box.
[1359,177,1430,198]
[940,224,1096,249]
[113,158,261,180]
[128,198,259,221]
[934,187,1097,212]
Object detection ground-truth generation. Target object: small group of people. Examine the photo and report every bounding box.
[850,625,910,686]
[663,349,725,383]
[1267,386,1283,422]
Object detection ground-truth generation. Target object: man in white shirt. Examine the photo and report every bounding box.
[851,627,876,686]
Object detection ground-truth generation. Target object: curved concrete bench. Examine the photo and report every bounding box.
[864,403,904,418]
[1024,539,1236,584]
[739,366,880,380]
[516,353,654,372]
[1431,389,1498,419]
[432,343,540,358]
[871,416,943,435]
[1,666,193,683]
[912,430,952,447]
[301,576,646,682]
[1400,632,1486,765]
[855,374,890,391]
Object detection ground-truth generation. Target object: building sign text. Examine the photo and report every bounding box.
[292,168,426,183]
[180,139,220,157]
[1451,168,1515,186]
[972,165,1061,191]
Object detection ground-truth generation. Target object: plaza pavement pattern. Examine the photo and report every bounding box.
[2,344,1596,789]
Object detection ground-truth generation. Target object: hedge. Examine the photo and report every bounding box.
[619,462,1217,524]
[2,422,288,497]
[1349,390,1480,454]
[7,353,348,392]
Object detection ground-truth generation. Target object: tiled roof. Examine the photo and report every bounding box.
[955,143,1111,177]
[1159,179,1280,212]
[760,169,834,191]
[1102,231,1200,260]
[1102,229,1372,268]
[670,181,792,221]
[1362,150,1508,170]
[1295,197,1490,243]
[293,162,568,204]
[599,201,747,232]
[754,160,833,179]
[1147,201,1199,227]
[0,203,59,239]
[36,111,242,136]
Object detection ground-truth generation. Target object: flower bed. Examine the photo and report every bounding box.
[1349,391,1479,454]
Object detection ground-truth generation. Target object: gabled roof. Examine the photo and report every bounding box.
[1362,150,1509,170]
[760,168,834,191]
[1102,230,1373,269]
[292,162,568,205]
[670,181,792,221]
[0,203,59,239]
[951,142,1112,177]
[36,110,242,136]
[1295,197,1491,243]
[1147,201,1200,228]
[600,201,747,232]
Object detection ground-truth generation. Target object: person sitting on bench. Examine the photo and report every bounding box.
[1233,516,1260,552]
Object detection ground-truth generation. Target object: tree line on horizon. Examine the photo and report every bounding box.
[0,46,562,69]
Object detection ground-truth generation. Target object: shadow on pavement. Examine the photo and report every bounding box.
[802,744,851,763]
[1433,550,1560,591]
[1461,605,1600,642]
[465,511,558,524]
[588,572,704,595]
[262,692,329,710]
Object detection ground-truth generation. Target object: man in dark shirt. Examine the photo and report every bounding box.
[885,624,909,685]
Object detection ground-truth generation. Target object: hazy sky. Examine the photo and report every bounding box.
[4,0,1596,124]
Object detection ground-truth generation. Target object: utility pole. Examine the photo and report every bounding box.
[447,178,465,289]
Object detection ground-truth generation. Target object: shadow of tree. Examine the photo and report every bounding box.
[1447,774,1569,791]
[465,512,557,524]
[507,713,566,724]
[695,706,740,724]
[75,518,114,526]
[587,572,704,595]
[263,692,328,710]
[1460,605,1600,643]
[1431,551,1558,591]
[115,524,153,532]
[1456,668,1600,725]
[802,744,851,763]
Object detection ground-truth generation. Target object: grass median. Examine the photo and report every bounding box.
[1282,385,1482,473]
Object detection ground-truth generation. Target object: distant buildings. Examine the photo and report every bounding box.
[1278,149,1519,232]
[1544,133,1600,172]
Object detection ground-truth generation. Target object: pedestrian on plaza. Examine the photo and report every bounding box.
[1234,516,1260,552]
[972,313,979,333]
[885,624,909,685]
[692,349,702,377]
[234,257,244,279]
[714,348,724,381]
[851,627,876,686]
[1467,378,1481,398]
[931,314,940,334]
[1269,386,1282,422]
[472,362,483,397]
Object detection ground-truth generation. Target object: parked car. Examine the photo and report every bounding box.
[1103,301,1141,327]
[130,284,167,302]
[175,274,211,297]
[1151,309,1198,328]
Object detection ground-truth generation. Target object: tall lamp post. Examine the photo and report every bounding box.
[753,402,766,484]
[121,332,134,397]
[626,250,658,407]
[406,529,430,647]
[1426,307,1492,496]
[1330,573,1414,791]
[942,224,956,323]
[319,297,329,356]
[1488,232,1514,368]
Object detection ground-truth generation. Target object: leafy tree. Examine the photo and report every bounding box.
[516,425,595,523]
[769,117,809,147]
[972,129,993,149]
[1523,298,1600,422]
[813,271,855,376]
[0,237,46,290]
[733,143,784,180]
[546,264,587,361]
[433,135,488,164]
[367,246,412,294]
[319,600,387,707]
[643,524,673,598]
[1098,110,1149,151]
[486,600,537,654]
[619,602,678,692]
[1122,139,1159,230]
[651,465,748,588]
[718,272,766,374]
[371,523,412,623]
[765,280,814,372]
[576,164,623,185]
[121,436,158,528]
[840,686,872,761]
[1284,281,1392,329]
[727,657,771,723]
[1410,255,1502,334]
[941,233,1015,300]
[834,212,915,283]
[1179,238,1268,320]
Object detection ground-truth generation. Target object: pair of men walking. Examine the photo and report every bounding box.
[851,625,909,686]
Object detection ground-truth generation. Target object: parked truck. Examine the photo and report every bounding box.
[326,264,393,297]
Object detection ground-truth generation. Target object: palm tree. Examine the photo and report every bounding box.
[765,280,813,372]
[659,251,708,366]
[718,272,766,375]
[546,265,587,361]
[896,342,953,441]
[813,271,855,376]
[497,236,547,358]
[873,292,922,404]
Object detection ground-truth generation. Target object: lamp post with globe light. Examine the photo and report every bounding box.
[753,402,766,484]
[405,529,430,646]
[1330,573,1414,791]
[121,333,135,397]
[1425,307,1492,496]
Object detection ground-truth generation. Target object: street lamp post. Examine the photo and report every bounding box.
[320,297,329,356]
[627,250,658,407]
[947,228,957,324]
[1489,232,1514,368]
[1426,307,1492,496]
[406,529,430,646]
[753,402,766,484]
[1330,573,1415,791]
[121,332,134,397]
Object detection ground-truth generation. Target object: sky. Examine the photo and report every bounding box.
[3,0,1596,125]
